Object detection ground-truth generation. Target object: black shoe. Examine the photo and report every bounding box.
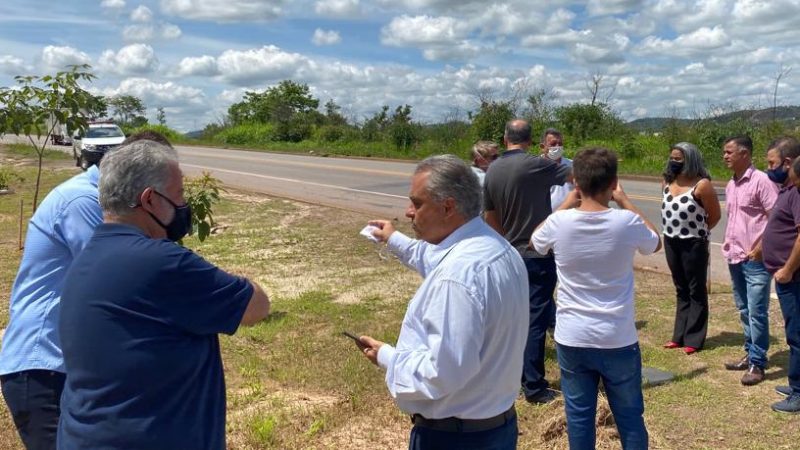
[772,394,800,414]
[724,355,749,371]
[525,388,559,404]
[741,365,765,386]
[776,385,793,397]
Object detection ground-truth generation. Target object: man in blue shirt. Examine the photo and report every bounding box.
[57,140,270,449]
[0,163,102,450]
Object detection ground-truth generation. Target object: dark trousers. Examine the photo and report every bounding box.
[776,280,800,395]
[0,370,65,450]
[409,415,518,450]
[521,256,557,399]
[664,236,709,348]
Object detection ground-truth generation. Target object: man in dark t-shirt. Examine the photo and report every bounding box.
[484,119,570,404]
[762,137,800,413]
[57,140,271,449]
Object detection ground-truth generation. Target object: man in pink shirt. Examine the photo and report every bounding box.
[722,135,779,385]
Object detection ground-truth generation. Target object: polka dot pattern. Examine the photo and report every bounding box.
[661,184,709,239]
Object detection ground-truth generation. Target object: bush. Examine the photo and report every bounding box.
[470,101,514,143]
[0,166,23,191]
[316,124,347,143]
[214,123,276,145]
[184,171,222,242]
[128,124,183,143]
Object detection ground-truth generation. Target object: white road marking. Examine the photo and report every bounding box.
[182,163,408,200]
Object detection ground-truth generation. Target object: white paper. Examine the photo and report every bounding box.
[359,224,380,243]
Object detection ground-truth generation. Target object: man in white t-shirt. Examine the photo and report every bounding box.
[539,128,574,209]
[532,147,661,450]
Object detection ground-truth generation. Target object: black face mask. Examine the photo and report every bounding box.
[149,190,193,242]
[668,160,684,175]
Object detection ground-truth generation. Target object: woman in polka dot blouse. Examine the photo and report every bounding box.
[661,142,721,354]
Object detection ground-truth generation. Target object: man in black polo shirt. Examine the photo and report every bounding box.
[484,119,570,404]
[762,136,800,413]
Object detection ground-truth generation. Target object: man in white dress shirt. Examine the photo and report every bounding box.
[361,155,529,450]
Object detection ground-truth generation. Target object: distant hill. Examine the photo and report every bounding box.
[627,105,800,131]
[184,130,204,139]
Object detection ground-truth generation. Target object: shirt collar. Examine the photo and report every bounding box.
[437,216,483,250]
[502,149,526,158]
[86,165,100,187]
[733,165,755,183]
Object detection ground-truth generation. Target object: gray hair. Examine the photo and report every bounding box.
[663,141,710,183]
[99,140,179,216]
[415,155,481,220]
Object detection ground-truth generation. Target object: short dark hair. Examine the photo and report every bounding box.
[540,128,562,144]
[792,155,800,179]
[573,147,618,197]
[724,135,753,154]
[504,119,531,145]
[121,130,173,148]
[767,136,800,161]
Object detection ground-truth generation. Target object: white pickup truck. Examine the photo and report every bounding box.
[72,121,126,170]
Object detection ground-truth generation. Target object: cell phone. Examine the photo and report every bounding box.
[342,331,369,350]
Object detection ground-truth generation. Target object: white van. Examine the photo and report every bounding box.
[72,121,126,170]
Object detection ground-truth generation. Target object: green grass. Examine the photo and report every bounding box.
[4,143,72,160]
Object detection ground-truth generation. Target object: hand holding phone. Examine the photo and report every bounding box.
[342,331,369,350]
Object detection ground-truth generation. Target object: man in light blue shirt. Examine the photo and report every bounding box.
[360,155,529,450]
[0,164,101,449]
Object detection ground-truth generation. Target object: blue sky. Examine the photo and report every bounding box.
[2,0,799,131]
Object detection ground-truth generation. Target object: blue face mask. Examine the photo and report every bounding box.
[668,160,684,175]
[767,165,789,184]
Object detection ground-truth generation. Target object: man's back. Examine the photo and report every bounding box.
[58,223,253,450]
[0,166,101,375]
[484,150,568,251]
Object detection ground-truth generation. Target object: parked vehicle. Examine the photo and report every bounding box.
[45,114,73,146]
[72,120,126,170]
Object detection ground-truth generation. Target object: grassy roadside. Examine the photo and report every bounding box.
[1,147,799,449]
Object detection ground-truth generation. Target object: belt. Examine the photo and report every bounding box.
[410,406,516,433]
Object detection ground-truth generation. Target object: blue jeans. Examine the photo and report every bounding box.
[557,343,648,450]
[776,280,800,395]
[0,370,65,450]
[728,261,772,368]
[409,415,517,450]
[521,256,557,399]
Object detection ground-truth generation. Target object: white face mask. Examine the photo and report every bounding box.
[546,146,564,160]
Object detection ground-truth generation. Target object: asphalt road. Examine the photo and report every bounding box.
[172,144,731,284]
[0,134,732,283]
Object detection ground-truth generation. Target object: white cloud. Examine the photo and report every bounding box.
[312,29,341,46]
[98,78,205,107]
[40,45,91,71]
[98,44,158,75]
[0,55,29,75]
[675,25,730,49]
[216,45,312,85]
[123,23,182,42]
[571,33,630,64]
[381,15,468,47]
[173,55,219,76]
[314,0,360,17]
[160,0,284,22]
[100,0,126,9]
[131,5,153,22]
[587,0,643,16]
